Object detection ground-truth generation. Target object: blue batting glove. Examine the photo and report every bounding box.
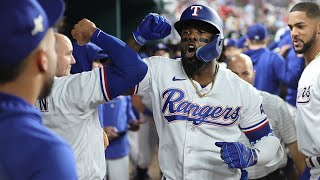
[215,142,258,169]
[133,13,171,46]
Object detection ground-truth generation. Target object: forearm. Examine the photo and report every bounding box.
[287,141,306,175]
[126,35,143,53]
[253,135,284,166]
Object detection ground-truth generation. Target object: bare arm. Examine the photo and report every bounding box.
[287,141,306,176]
[126,35,142,53]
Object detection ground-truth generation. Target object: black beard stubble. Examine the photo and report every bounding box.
[181,53,207,77]
[295,31,317,54]
[38,76,54,99]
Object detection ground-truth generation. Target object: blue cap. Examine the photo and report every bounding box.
[277,30,292,48]
[71,42,109,74]
[236,35,248,48]
[0,0,65,65]
[224,38,237,47]
[152,43,169,53]
[247,23,268,41]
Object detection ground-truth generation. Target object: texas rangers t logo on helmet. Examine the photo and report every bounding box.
[191,5,203,16]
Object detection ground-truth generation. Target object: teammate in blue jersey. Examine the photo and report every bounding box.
[277,30,305,106]
[0,0,77,179]
[99,96,139,180]
[244,23,302,96]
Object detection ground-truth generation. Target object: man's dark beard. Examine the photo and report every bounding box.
[181,55,207,77]
[294,31,317,54]
[38,77,54,99]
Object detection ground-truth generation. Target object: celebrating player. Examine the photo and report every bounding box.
[36,15,170,180]
[227,53,306,179]
[129,5,284,179]
[0,0,77,179]
[288,2,320,179]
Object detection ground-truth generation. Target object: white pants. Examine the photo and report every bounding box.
[310,168,320,180]
[136,115,158,168]
[105,156,129,180]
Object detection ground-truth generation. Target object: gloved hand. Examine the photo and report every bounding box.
[215,142,258,169]
[133,13,171,46]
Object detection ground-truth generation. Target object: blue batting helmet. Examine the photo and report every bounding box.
[174,5,224,62]
[174,5,223,36]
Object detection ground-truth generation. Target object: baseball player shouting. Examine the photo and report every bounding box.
[36,15,170,180]
[129,4,284,180]
[288,2,320,179]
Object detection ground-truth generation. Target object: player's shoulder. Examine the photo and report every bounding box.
[219,67,251,86]
[144,56,180,66]
[218,68,261,100]
[259,90,286,107]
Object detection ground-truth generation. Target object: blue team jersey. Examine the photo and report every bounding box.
[284,48,305,106]
[244,48,301,96]
[0,93,77,180]
[99,96,136,159]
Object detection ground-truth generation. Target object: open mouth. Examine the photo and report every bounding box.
[186,44,196,57]
[292,39,301,47]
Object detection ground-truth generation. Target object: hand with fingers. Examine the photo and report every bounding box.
[133,13,171,46]
[71,18,97,46]
[103,126,119,141]
[215,142,258,169]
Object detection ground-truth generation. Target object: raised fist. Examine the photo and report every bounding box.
[133,13,171,46]
[71,18,97,46]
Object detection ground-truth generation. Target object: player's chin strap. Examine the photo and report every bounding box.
[196,34,224,63]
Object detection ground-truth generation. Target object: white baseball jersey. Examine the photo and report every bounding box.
[137,57,269,180]
[296,56,320,178]
[238,91,296,179]
[36,68,110,180]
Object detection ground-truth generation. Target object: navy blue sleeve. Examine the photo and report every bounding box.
[273,52,303,89]
[32,144,77,180]
[90,29,148,99]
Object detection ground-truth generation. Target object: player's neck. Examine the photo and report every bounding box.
[0,77,40,105]
[192,61,217,86]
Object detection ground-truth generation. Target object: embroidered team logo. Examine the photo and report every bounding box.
[190,6,203,16]
[297,85,312,104]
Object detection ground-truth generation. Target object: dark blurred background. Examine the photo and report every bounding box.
[62,0,159,41]
[61,0,306,44]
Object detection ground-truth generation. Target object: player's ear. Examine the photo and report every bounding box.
[317,21,320,34]
[36,49,49,73]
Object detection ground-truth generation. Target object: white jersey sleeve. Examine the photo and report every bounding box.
[236,79,271,143]
[50,67,107,118]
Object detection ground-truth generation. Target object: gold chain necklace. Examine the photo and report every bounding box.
[189,62,220,98]
[315,52,320,59]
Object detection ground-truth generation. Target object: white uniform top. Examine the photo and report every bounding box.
[137,57,269,180]
[296,56,320,157]
[36,68,110,180]
[238,91,296,179]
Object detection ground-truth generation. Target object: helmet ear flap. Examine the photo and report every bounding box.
[196,34,224,63]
